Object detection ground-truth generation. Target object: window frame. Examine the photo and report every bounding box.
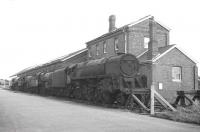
[96,44,99,56]
[172,66,182,82]
[88,47,91,57]
[103,41,107,54]
[144,37,150,49]
[88,50,91,57]
[114,38,119,52]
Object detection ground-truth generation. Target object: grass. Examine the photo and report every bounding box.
[154,105,200,125]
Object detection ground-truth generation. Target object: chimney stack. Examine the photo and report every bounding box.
[147,16,159,89]
[109,15,116,32]
[147,17,159,60]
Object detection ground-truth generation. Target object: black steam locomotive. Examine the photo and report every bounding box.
[10,53,148,106]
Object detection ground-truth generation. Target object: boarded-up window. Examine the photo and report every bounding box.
[144,37,149,49]
[172,66,182,82]
[103,41,107,53]
[114,38,119,51]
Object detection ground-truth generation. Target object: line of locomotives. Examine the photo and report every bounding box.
[10,53,148,109]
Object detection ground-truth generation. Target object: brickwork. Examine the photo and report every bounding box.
[128,19,169,56]
[87,18,169,59]
[152,48,197,103]
[138,63,152,88]
[87,32,125,60]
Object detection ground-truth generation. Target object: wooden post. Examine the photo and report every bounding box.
[131,94,150,112]
[150,84,155,115]
[154,89,177,112]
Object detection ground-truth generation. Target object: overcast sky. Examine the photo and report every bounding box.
[0,0,200,79]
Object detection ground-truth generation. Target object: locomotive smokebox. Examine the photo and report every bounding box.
[109,15,116,32]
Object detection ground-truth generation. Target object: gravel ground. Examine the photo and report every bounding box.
[0,88,200,132]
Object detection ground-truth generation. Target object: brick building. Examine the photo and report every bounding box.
[86,15,198,103]
[13,15,198,103]
[86,15,169,59]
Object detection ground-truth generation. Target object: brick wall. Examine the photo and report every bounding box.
[87,18,170,60]
[128,19,169,56]
[138,63,152,88]
[152,48,197,103]
[87,32,125,60]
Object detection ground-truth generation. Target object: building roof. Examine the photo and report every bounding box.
[12,48,87,77]
[137,44,175,62]
[43,48,87,65]
[86,15,170,45]
[137,44,196,64]
[12,64,42,77]
[128,15,170,31]
[61,48,87,61]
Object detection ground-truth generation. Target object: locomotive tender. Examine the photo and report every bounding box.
[10,53,148,106]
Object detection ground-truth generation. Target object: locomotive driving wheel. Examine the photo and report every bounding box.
[125,95,139,111]
[66,85,74,98]
[115,92,127,106]
[73,87,82,100]
[94,87,103,104]
[98,79,115,104]
[80,84,88,101]
[86,86,95,102]
[102,92,114,104]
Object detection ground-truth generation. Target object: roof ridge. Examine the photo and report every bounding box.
[128,15,153,27]
[138,45,176,63]
[152,45,176,62]
[87,15,170,44]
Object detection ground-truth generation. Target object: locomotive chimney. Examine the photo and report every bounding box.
[109,15,116,32]
[147,17,159,60]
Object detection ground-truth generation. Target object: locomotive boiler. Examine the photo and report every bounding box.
[69,53,139,78]
[65,53,145,105]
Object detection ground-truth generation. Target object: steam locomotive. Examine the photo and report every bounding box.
[10,53,148,106]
